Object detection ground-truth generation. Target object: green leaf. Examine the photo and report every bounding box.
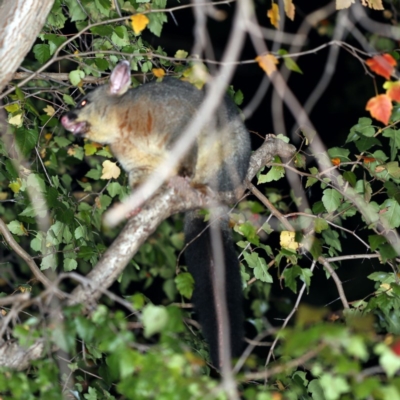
[314,217,328,233]
[369,235,387,251]
[379,243,398,262]
[319,374,350,400]
[175,272,194,299]
[64,258,78,272]
[75,226,87,240]
[54,136,72,148]
[107,182,122,198]
[15,128,38,157]
[327,147,350,160]
[381,198,400,228]
[308,379,325,400]
[69,70,85,86]
[94,0,111,16]
[63,94,75,106]
[343,171,357,187]
[85,168,101,180]
[142,304,168,337]
[91,25,114,37]
[306,167,319,188]
[94,58,109,71]
[7,220,27,236]
[64,0,87,21]
[112,26,129,46]
[355,136,381,152]
[30,237,42,252]
[78,246,96,261]
[41,254,56,271]
[236,221,259,246]
[375,343,400,377]
[43,34,67,55]
[322,189,343,213]
[384,181,400,204]
[322,229,342,252]
[368,271,391,282]
[33,44,51,64]
[147,12,168,37]
[386,161,400,179]
[243,251,273,283]
[258,156,285,183]
[283,265,302,293]
[382,128,400,147]
[278,49,303,73]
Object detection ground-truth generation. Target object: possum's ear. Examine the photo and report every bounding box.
[108,60,131,96]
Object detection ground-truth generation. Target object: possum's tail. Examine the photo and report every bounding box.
[184,210,244,367]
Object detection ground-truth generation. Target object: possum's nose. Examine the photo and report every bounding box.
[60,115,70,128]
[61,115,88,135]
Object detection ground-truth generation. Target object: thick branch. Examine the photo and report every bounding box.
[0,0,55,92]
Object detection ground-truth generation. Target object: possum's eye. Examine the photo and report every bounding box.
[79,99,87,108]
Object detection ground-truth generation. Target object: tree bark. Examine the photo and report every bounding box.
[0,0,55,92]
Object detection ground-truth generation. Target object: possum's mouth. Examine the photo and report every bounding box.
[60,115,89,136]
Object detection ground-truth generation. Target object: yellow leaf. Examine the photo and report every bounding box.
[44,133,53,141]
[84,142,98,156]
[101,160,121,180]
[67,147,76,156]
[131,14,149,35]
[361,0,384,9]
[43,105,55,116]
[95,196,102,209]
[152,68,165,78]
[255,54,279,76]
[175,50,188,59]
[0,192,8,200]
[267,3,280,29]
[4,103,20,113]
[8,113,23,127]
[9,179,22,194]
[280,231,299,251]
[336,0,355,9]
[283,0,295,20]
[181,64,209,89]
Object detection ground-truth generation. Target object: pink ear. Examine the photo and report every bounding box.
[109,60,131,95]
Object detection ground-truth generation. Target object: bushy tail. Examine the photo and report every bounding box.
[184,210,244,367]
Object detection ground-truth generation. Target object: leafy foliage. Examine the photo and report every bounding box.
[2,0,400,399]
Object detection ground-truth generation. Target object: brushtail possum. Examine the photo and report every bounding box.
[61,60,251,367]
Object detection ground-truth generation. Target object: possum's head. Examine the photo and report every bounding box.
[61,60,132,144]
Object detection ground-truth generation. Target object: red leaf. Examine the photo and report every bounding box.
[366,54,397,80]
[384,80,400,102]
[392,340,400,356]
[366,94,392,125]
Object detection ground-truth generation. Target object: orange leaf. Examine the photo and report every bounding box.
[267,3,280,29]
[366,94,392,125]
[152,68,165,78]
[331,158,341,166]
[255,54,279,76]
[366,54,396,80]
[362,156,376,163]
[131,14,149,35]
[283,0,295,20]
[384,80,400,102]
